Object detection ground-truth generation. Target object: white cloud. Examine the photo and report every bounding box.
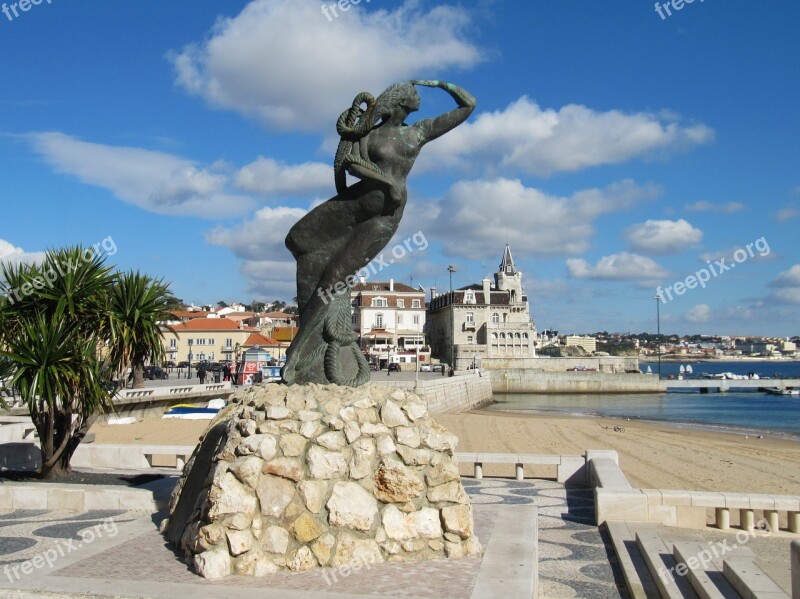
[769,288,800,305]
[420,97,714,176]
[169,0,482,132]
[205,205,306,260]
[26,132,254,217]
[206,206,307,299]
[567,252,667,280]
[685,304,711,323]
[0,239,45,267]
[777,206,799,222]
[624,219,703,255]
[771,264,800,288]
[235,157,331,198]
[429,178,660,260]
[239,260,298,300]
[684,200,745,213]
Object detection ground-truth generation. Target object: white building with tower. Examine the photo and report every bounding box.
[426,245,537,369]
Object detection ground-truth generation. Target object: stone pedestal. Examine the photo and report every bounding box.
[163,383,481,579]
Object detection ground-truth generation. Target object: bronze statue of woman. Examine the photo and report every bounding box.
[283,80,475,387]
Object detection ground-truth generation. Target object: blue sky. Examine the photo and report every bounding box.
[1,0,798,337]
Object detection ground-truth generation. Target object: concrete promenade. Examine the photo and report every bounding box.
[0,478,623,599]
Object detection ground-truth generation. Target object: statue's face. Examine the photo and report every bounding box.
[402,89,421,113]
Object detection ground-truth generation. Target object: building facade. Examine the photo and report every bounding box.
[350,279,428,366]
[426,245,537,369]
[162,318,281,365]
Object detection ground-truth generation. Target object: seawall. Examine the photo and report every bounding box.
[487,369,662,394]
[371,372,494,414]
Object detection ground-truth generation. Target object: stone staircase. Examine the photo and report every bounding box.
[607,522,792,598]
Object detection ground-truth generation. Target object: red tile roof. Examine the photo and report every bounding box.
[171,310,212,319]
[244,332,282,347]
[171,318,248,331]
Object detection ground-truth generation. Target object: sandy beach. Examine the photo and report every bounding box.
[90,408,800,496]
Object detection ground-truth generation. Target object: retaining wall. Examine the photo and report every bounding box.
[371,373,494,414]
[487,368,662,394]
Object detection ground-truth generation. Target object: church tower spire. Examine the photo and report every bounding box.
[499,244,516,275]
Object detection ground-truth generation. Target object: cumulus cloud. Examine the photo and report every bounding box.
[624,219,703,255]
[419,97,714,176]
[0,239,46,267]
[770,264,800,288]
[205,205,306,260]
[235,157,331,197]
[685,304,711,322]
[205,206,307,299]
[428,178,660,260]
[684,200,745,214]
[769,289,800,305]
[566,252,667,280]
[25,132,254,217]
[169,0,481,132]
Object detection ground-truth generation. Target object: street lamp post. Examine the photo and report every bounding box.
[387,347,391,377]
[447,265,457,372]
[654,294,662,379]
[187,339,193,379]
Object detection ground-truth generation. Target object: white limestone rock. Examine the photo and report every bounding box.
[306,445,348,479]
[327,481,378,532]
[255,474,295,518]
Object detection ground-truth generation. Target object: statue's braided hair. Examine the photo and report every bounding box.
[333,82,416,194]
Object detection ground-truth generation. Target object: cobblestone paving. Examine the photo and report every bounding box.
[463,479,629,598]
[0,479,629,597]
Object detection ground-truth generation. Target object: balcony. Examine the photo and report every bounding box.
[487,321,536,330]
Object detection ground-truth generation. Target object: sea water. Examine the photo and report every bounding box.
[488,360,800,439]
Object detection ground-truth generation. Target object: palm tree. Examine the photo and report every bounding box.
[0,247,116,478]
[107,272,175,389]
[0,247,174,478]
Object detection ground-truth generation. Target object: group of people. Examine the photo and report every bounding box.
[197,362,236,384]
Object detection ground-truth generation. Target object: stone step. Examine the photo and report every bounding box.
[606,521,660,599]
[723,557,790,599]
[671,542,742,599]
[635,529,699,598]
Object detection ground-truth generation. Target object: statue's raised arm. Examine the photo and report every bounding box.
[411,80,477,145]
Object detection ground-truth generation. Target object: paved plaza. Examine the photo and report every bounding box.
[0,477,628,598]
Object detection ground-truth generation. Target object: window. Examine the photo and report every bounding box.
[466,312,474,324]
[491,332,498,340]
[464,291,475,304]
[492,313,499,324]
[412,314,420,325]
[467,335,474,343]
[224,338,233,348]
[371,297,387,307]
[375,313,384,328]
[169,338,177,349]
[397,314,403,325]
[412,299,421,308]
[352,313,358,325]
[397,299,404,308]
[208,338,214,345]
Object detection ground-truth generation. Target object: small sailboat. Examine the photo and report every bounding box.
[678,364,685,379]
[685,364,693,374]
[645,365,653,374]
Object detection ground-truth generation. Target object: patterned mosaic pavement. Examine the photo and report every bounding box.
[0,479,628,597]
[462,479,629,598]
